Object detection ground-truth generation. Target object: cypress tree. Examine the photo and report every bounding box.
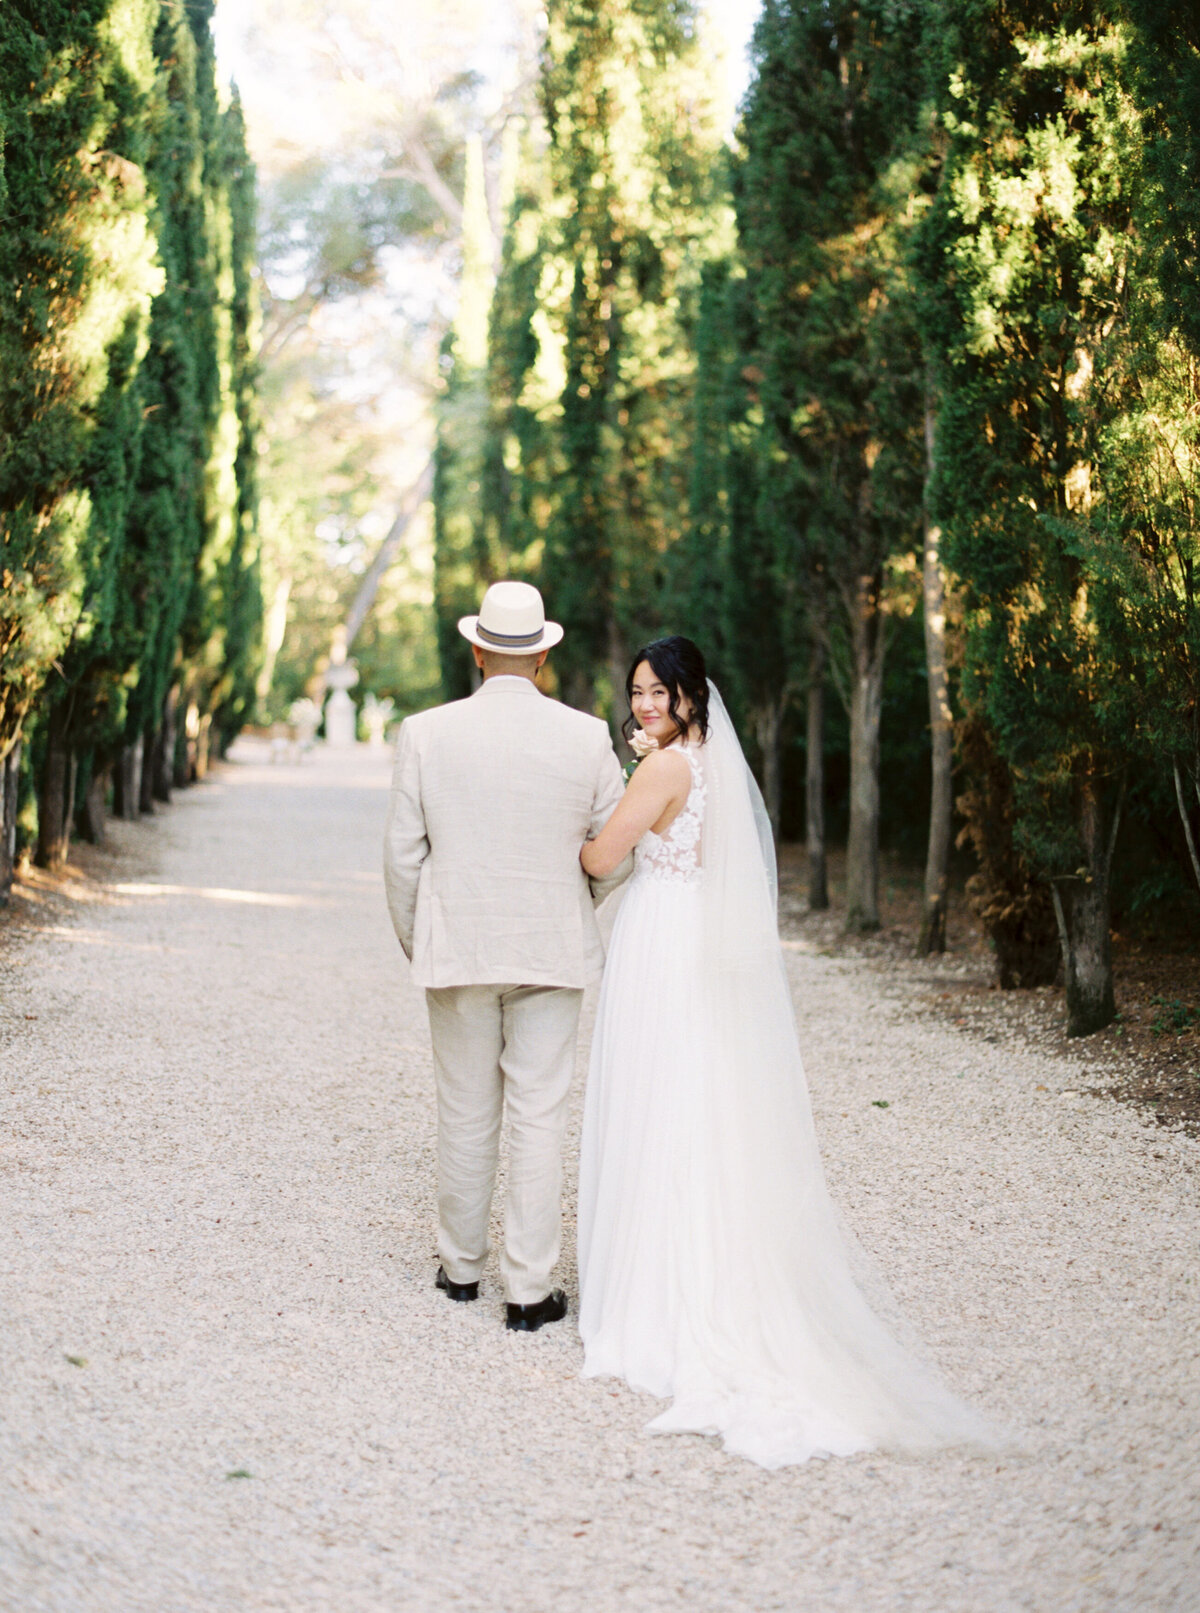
[477,120,557,601]
[1122,2,1200,355]
[674,255,805,840]
[107,2,262,814]
[0,1,261,875]
[1085,5,1200,908]
[537,0,724,718]
[432,134,496,701]
[921,2,1165,1033]
[673,259,735,670]
[172,0,245,786]
[210,90,263,756]
[738,0,927,930]
[0,0,163,869]
[115,1,218,811]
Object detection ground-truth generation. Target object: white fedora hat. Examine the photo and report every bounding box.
[457,580,564,654]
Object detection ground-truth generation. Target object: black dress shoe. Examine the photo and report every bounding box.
[505,1289,567,1333]
[435,1265,479,1303]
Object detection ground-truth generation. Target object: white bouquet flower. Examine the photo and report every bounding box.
[623,725,658,781]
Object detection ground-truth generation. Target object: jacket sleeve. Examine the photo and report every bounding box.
[587,732,635,907]
[383,718,428,959]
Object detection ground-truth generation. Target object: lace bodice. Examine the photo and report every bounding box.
[634,744,705,884]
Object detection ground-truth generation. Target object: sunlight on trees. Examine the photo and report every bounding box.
[222,0,539,724]
[4,0,1200,1034]
[1,0,260,883]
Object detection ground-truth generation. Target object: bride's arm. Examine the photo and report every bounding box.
[580,749,690,878]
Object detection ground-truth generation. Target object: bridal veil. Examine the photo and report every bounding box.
[642,683,997,1465]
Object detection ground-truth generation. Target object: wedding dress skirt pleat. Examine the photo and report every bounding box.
[578,731,996,1470]
[579,875,709,1400]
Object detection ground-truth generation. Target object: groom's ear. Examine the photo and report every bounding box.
[472,645,486,670]
[536,650,549,670]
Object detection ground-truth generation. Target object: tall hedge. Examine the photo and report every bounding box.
[0,0,261,879]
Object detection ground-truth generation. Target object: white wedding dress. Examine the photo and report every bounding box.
[577,686,995,1469]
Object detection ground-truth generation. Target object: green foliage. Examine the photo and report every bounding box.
[0,0,162,760]
[431,0,728,713]
[923,5,1196,877]
[116,2,218,754]
[737,0,927,628]
[211,92,264,749]
[1122,1,1200,355]
[669,254,799,747]
[0,0,263,861]
[472,121,566,632]
[6,0,1200,977]
[1149,995,1200,1037]
[349,559,442,722]
[433,136,496,701]
[530,0,726,711]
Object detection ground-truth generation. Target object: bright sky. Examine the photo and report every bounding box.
[212,0,762,164]
[210,0,762,561]
[706,0,762,121]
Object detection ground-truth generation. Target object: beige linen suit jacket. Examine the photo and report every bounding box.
[383,676,631,989]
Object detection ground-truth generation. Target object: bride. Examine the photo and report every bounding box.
[578,635,995,1469]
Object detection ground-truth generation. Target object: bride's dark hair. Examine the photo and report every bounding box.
[623,636,709,745]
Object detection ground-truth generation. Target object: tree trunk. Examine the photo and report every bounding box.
[256,571,292,707]
[76,762,109,846]
[173,691,191,788]
[607,617,632,764]
[140,726,159,813]
[0,741,21,904]
[154,689,177,802]
[194,711,213,780]
[36,714,75,871]
[806,637,828,911]
[342,460,435,651]
[1049,768,1120,1037]
[751,697,786,844]
[918,401,952,955]
[955,716,1060,987]
[845,569,885,932]
[563,669,595,719]
[113,737,143,820]
[1172,760,1200,895]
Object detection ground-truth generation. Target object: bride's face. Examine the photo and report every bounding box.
[631,660,692,744]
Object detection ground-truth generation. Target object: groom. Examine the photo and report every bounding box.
[383,582,632,1331]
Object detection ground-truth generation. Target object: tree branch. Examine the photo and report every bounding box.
[342,459,435,651]
[1105,770,1126,880]
[1174,759,1200,896]
[382,130,463,229]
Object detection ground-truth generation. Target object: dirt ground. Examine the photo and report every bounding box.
[777,845,1200,1135]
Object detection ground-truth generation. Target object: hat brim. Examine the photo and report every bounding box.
[457,616,564,653]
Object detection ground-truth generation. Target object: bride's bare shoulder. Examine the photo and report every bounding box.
[637,745,691,773]
[628,746,691,793]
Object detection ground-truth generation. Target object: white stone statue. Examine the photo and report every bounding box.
[362,693,395,749]
[324,627,359,748]
[288,698,321,761]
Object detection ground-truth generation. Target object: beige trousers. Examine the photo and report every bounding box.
[425,982,583,1306]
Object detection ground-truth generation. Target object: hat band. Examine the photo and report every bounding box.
[476,620,545,648]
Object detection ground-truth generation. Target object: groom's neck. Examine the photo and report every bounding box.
[475,648,546,682]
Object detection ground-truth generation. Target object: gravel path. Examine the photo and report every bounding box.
[1,740,1197,1613]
